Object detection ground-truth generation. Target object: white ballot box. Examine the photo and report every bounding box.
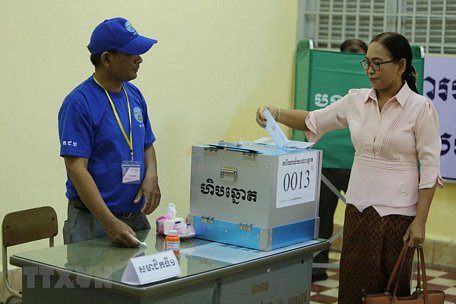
[189,141,322,251]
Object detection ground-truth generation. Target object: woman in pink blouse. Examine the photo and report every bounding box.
[256,32,442,303]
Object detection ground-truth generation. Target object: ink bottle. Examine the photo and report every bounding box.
[165,229,180,255]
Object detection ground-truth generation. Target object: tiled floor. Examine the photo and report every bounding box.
[311,250,456,304]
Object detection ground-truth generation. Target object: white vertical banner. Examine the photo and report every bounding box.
[423,56,456,181]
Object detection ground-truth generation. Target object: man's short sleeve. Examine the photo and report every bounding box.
[58,97,93,158]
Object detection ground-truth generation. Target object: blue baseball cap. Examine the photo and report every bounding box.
[88,17,157,55]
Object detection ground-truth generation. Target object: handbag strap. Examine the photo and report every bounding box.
[416,246,422,291]
[417,245,429,303]
[387,244,429,304]
[386,242,409,291]
[391,243,412,296]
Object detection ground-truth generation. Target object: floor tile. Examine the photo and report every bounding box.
[328,251,341,260]
[310,293,338,304]
[312,278,339,288]
[320,287,339,298]
[429,277,456,287]
[442,272,456,280]
[311,284,330,293]
[446,294,456,303]
[445,287,456,296]
[426,269,449,277]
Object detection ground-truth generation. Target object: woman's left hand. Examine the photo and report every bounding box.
[403,219,426,247]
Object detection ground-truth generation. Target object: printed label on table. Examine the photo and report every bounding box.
[276,150,318,208]
[121,251,181,285]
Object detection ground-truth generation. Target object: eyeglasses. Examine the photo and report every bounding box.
[360,59,396,71]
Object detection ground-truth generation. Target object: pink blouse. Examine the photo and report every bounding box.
[305,83,441,216]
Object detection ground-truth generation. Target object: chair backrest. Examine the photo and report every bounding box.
[2,206,58,247]
[2,206,58,299]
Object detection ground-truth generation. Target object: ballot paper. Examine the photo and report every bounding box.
[263,109,289,148]
[254,137,314,150]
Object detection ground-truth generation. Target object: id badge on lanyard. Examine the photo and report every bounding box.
[121,160,142,184]
[93,77,142,185]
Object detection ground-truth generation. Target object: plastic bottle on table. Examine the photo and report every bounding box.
[165,229,180,255]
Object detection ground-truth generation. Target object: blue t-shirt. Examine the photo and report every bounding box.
[58,76,155,212]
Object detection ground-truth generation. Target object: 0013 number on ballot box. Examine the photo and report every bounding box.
[276,150,318,209]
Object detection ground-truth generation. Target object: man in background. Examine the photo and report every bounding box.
[340,38,368,53]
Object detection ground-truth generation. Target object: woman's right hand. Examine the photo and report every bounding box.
[256,106,279,128]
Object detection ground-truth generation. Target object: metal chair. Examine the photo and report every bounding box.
[2,206,58,299]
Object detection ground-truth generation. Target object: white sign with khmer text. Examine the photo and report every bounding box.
[121,251,181,285]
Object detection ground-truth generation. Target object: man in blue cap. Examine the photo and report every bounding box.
[58,17,160,247]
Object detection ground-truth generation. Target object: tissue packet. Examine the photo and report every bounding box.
[156,217,185,235]
[156,203,195,237]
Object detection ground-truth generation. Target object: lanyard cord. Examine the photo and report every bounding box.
[93,76,134,160]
